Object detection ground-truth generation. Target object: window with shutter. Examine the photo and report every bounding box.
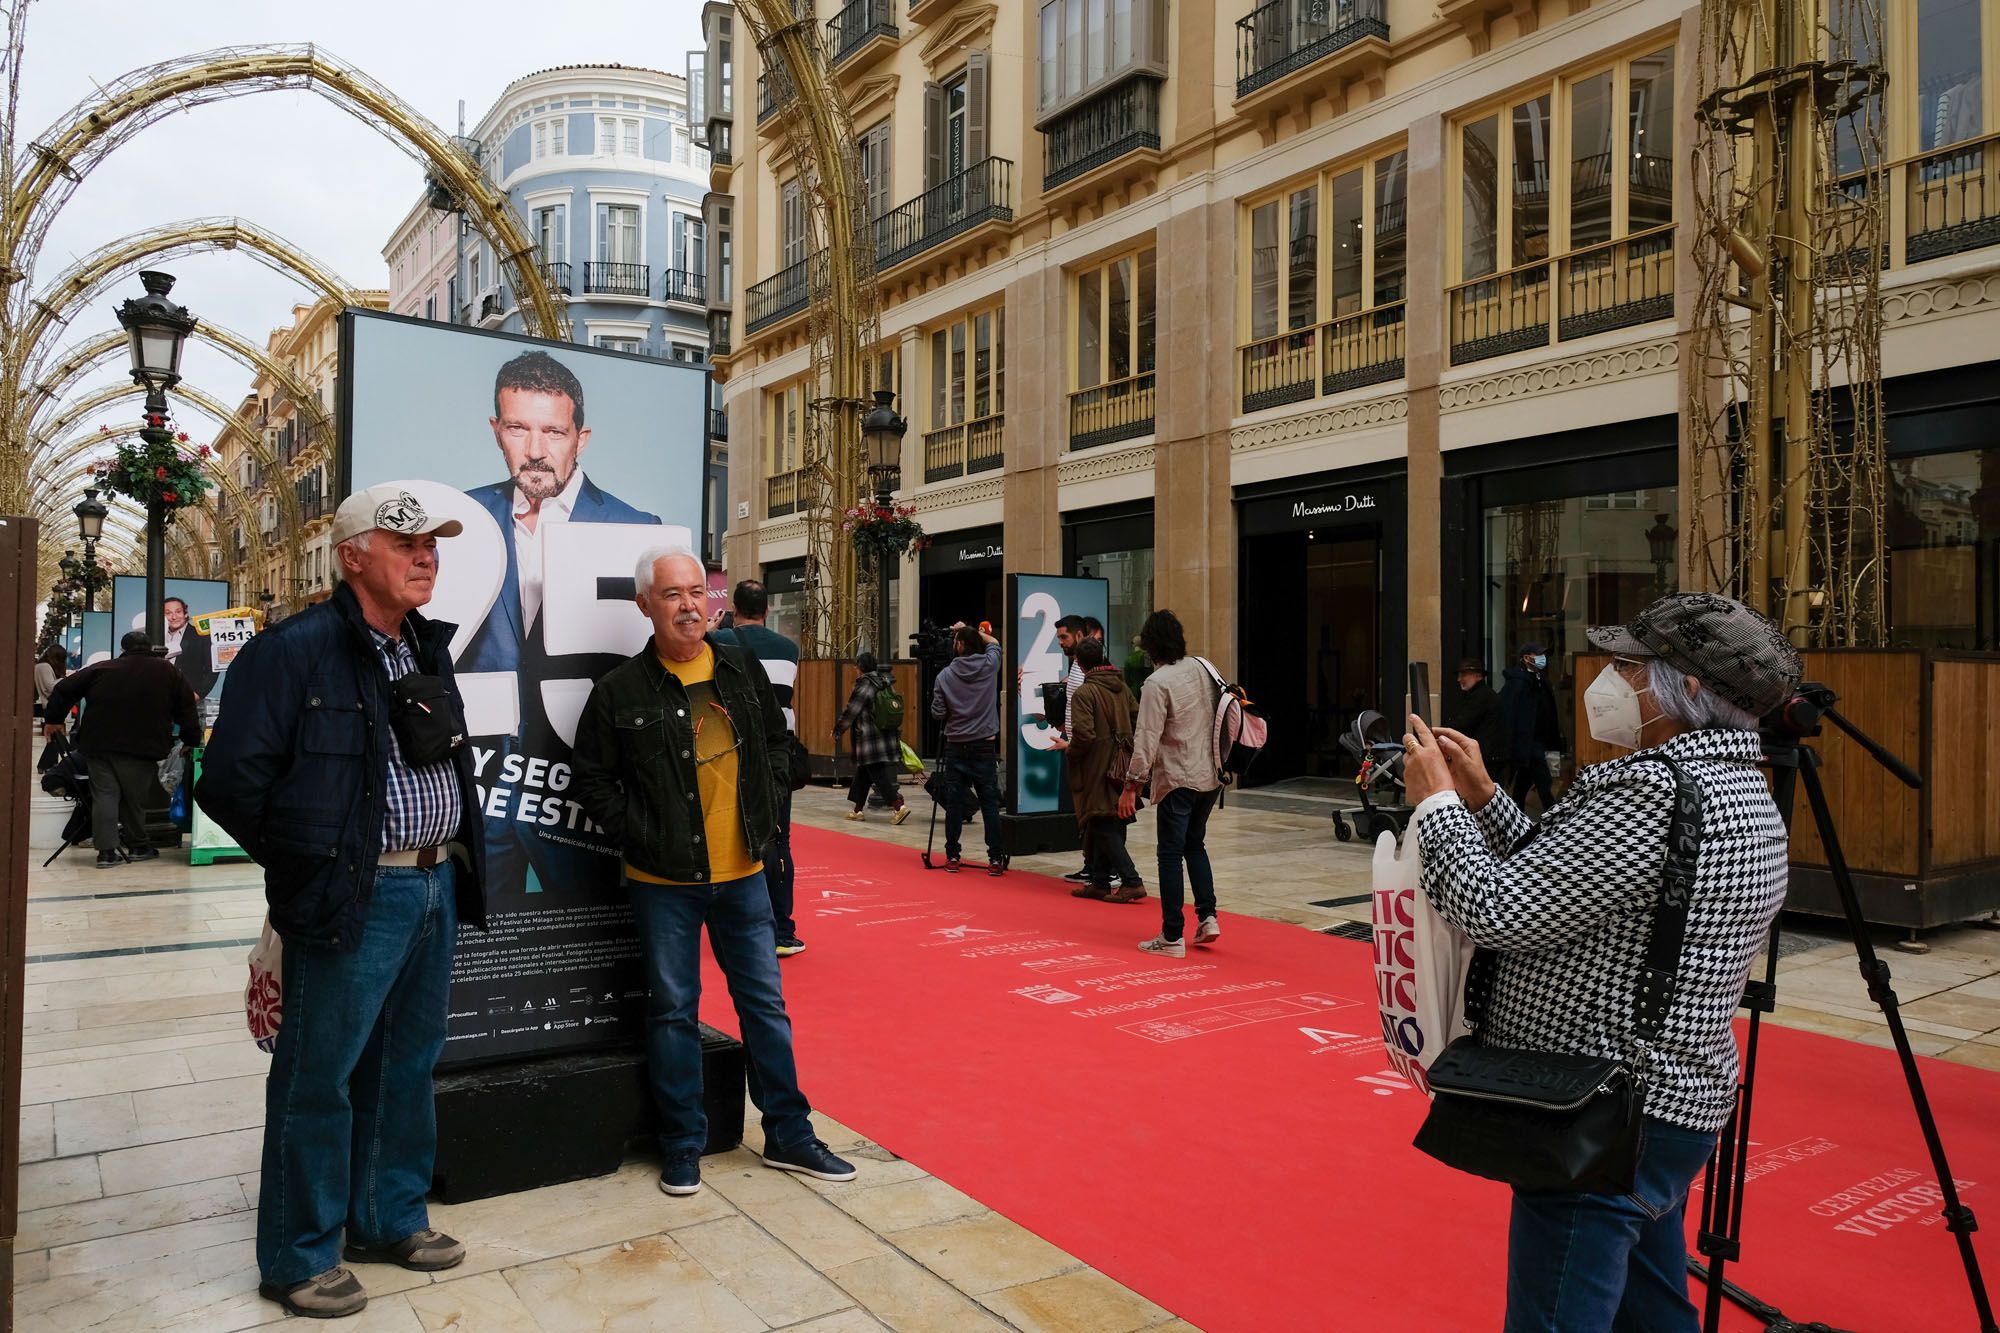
[781,179,807,267]
[860,121,892,220]
[965,51,989,170]
[924,84,948,190]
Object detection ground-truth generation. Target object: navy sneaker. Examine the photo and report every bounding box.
[659,1151,702,1196]
[775,936,806,958]
[761,1137,857,1182]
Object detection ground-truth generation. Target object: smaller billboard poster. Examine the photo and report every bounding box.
[110,575,231,698]
[76,611,112,667]
[1009,574,1109,814]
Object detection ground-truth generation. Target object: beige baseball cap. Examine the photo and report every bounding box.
[330,484,464,547]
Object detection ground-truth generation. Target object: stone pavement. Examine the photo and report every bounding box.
[12,777,2000,1331]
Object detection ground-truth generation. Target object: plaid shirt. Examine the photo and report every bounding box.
[834,669,902,768]
[368,627,463,853]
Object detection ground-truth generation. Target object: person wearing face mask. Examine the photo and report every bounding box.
[1499,641,1564,811]
[1399,593,1800,1332]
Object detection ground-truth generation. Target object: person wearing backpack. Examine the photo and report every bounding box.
[832,652,910,825]
[1052,637,1146,903]
[1119,609,1224,958]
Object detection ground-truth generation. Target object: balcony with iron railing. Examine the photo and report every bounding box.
[300,494,329,523]
[745,251,823,333]
[1043,79,1162,191]
[709,310,733,358]
[710,408,729,441]
[922,414,1004,483]
[1239,301,1407,414]
[541,260,573,295]
[1446,224,1674,366]
[478,289,507,325]
[874,157,1014,271]
[1236,0,1389,102]
[767,468,803,518]
[708,121,734,168]
[828,0,897,67]
[1068,373,1155,450]
[584,261,650,297]
[662,268,706,304]
[757,69,795,127]
[1907,132,2000,262]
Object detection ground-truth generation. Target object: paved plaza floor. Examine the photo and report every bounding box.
[14,779,2000,1330]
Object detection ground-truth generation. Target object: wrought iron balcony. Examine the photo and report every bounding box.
[584,261,649,297]
[1237,0,1389,99]
[1238,301,1407,414]
[662,268,706,304]
[874,157,1014,271]
[745,252,823,333]
[828,0,896,65]
[709,310,733,357]
[708,122,733,166]
[1068,373,1155,451]
[541,261,572,295]
[1043,80,1161,190]
[758,69,795,125]
[1556,227,1673,341]
[710,408,729,442]
[768,468,802,518]
[1908,134,2000,262]
[923,415,1004,484]
[478,290,506,324]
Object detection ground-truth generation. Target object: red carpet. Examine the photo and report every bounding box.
[697,827,2000,1331]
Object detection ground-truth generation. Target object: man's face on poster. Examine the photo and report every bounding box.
[164,598,188,632]
[491,388,591,502]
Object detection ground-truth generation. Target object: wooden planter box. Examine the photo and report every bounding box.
[793,658,923,783]
[1575,649,2000,931]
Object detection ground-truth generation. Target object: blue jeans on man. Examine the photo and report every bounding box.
[1156,787,1219,942]
[628,871,815,1156]
[942,740,1002,863]
[764,786,796,940]
[258,863,458,1285]
[1504,1116,1719,1331]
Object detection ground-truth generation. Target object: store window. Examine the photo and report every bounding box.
[1483,484,1679,750]
[1888,450,2000,649]
[1071,510,1156,671]
[765,564,805,645]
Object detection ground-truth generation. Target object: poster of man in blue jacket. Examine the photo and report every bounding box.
[338,310,707,1063]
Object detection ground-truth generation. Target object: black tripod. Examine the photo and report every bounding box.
[1691,684,1996,1333]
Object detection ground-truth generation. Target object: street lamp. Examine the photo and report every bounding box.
[58,549,80,584]
[861,388,908,662]
[1645,513,1678,595]
[73,487,109,612]
[114,271,197,646]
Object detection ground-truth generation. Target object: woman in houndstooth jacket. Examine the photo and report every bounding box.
[1402,593,1801,1333]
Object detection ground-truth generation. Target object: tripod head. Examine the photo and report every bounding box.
[1758,680,1922,791]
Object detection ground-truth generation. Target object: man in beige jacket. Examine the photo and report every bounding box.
[1119,609,1222,958]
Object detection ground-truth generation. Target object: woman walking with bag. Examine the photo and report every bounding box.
[1054,637,1145,906]
[1400,593,1799,1332]
[832,652,909,824]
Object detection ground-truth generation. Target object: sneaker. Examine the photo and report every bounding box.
[1138,934,1186,958]
[94,852,123,869]
[1105,884,1148,904]
[1062,867,1093,884]
[762,1137,858,1182]
[124,847,160,863]
[891,804,911,825]
[945,856,962,874]
[259,1266,368,1318]
[987,860,1006,877]
[1194,915,1222,945]
[775,936,806,958]
[343,1228,465,1272]
[846,809,865,821]
[659,1151,703,1196]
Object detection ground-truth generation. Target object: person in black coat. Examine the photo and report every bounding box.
[1498,641,1564,812]
[1443,657,1508,781]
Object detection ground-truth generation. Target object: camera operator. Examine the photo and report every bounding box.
[1400,592,1799,1331]
[927,621,1005,875]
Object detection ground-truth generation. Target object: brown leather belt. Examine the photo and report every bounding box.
[378,845,447,869]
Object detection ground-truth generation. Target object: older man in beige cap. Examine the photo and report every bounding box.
[199,484,486,1319]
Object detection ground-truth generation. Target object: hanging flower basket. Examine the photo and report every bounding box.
[99,414,211,514]
[844,502,928,565]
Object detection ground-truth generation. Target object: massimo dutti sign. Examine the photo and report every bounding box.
[921,525,1005,575]
[1242,482,1393,535]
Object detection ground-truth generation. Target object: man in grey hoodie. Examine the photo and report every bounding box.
[928,622,1006,874]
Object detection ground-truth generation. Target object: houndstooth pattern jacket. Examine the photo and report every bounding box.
[1416,727,1789,1133]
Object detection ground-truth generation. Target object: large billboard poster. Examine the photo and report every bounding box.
[1010,574,1109,814]
[110,575,231,697]
[76,611,112,668]
[340,309,708,1066]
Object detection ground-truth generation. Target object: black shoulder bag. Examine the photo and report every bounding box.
[1412,753,1702,1195]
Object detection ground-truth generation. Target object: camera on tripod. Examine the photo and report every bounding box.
[1758,681,1839,744]
[907,622,955,670]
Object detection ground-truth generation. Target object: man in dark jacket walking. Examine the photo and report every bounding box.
[1498,641,1564,811]
[571,546,855,1200]
[197,485,486,1319]
[928,622,1006,873]
[1443,657,1508,782]
[43,630,201,867]
[833,651,909,826]
[1053,638,1145,903]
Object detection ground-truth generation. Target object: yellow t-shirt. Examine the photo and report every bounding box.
[625,644,763,886]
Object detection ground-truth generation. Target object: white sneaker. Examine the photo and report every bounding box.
[845,809,865,821]
[1138,934,1185,958]
[891,805,911,825]
[1194,916,1221,945]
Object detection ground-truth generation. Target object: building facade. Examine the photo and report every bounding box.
[383,64,730,561]
[707,0,2000,784]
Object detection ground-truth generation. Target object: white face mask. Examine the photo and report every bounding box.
[1583,662,1653,750]
[1530,654,1547,670]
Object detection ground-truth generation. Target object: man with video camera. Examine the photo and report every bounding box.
[927,621,1006,874]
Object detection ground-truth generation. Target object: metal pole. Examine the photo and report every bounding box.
[81,537,97,613]
[877,549,891,663]
[145,499,165,646]
[1777,0,1819,640]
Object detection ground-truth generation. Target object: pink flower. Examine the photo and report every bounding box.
[175,432,189,443]
[161,490,179,503]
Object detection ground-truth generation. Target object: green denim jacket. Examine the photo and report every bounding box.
[571,634,789,883]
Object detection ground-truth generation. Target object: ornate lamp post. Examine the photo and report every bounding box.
[861,389,908,662]
[1645,513,1678,596]
[114,272,197,645]
[73,486,109,612]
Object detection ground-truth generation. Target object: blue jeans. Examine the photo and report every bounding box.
[629,872,815,1157]
[1505,1117,1720,1332]
[764,786,796,938]
[942,740,1002,862]
[1156,787,1219,941]
[258,863,458,1285]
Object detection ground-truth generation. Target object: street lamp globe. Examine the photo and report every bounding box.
[861,389,906,501]
[1645,513,1677,568]
[73,487,108,542]
[115,271,197,400]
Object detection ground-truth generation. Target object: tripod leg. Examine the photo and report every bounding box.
[1798,751,1999,1333]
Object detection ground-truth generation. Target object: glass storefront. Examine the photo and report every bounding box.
[1888,449,2000,649]
[1483,484,1679,748]
[1066,505,1154,664]
[762,560,807,645]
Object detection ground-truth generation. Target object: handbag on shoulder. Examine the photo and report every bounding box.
[1412,753,1702,1194]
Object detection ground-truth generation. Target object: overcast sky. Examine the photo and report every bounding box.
[21,0,705,485]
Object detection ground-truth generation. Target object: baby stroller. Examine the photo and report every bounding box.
[1330,710,1415,843]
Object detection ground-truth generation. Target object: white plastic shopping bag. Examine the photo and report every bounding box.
[1371,828,1474,1094]
[245,917,284,1053]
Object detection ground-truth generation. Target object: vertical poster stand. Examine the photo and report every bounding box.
[999,573,1109,859]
